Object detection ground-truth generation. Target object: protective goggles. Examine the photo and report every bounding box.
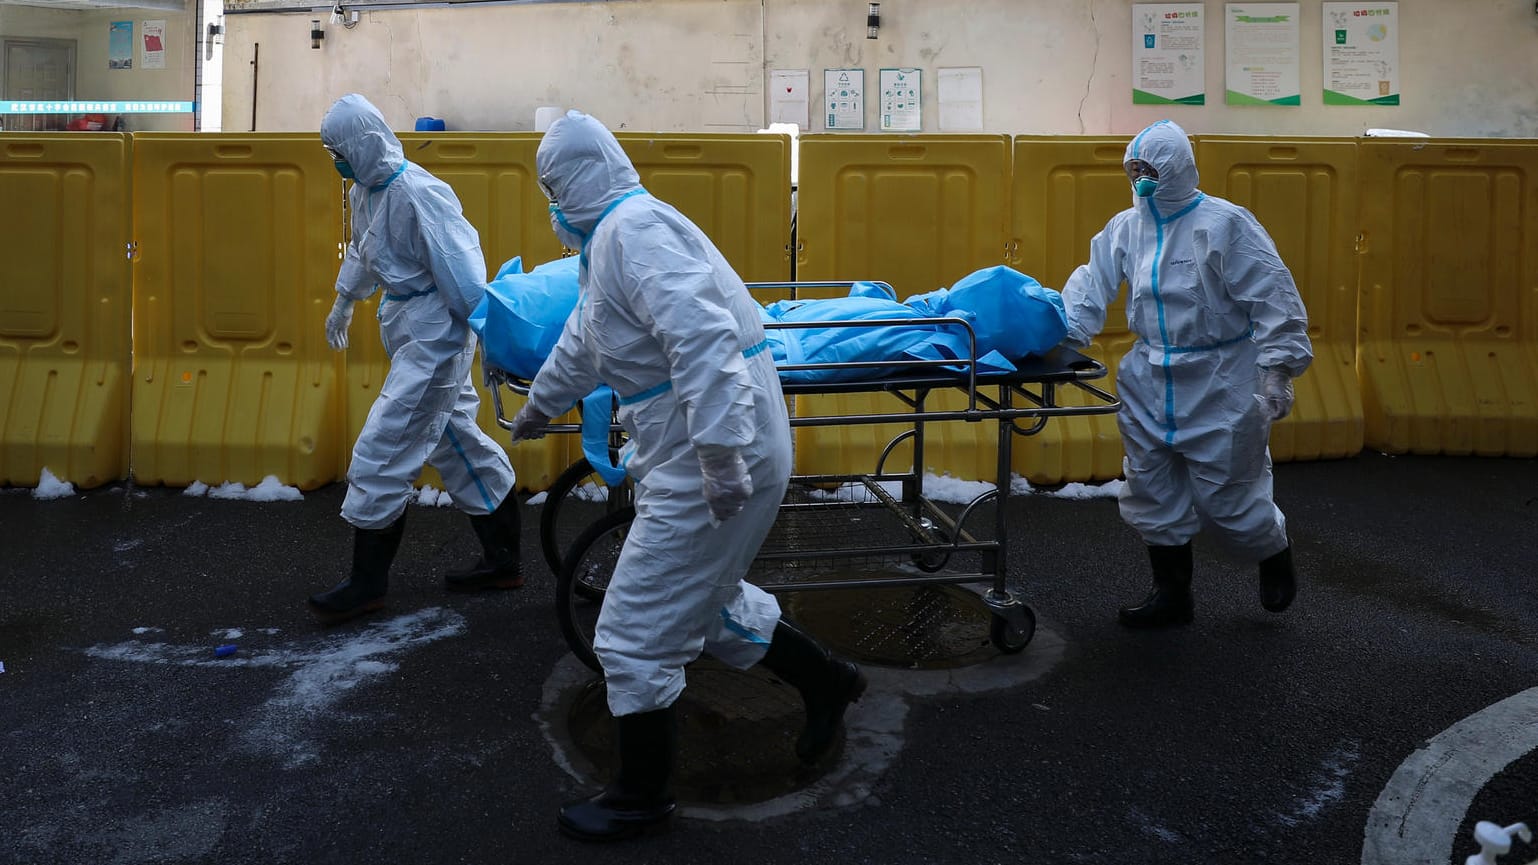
[323,144,344,161]
[538,176,558,204]
[1124,159,1159,182]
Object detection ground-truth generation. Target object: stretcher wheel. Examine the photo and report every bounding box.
[990,606,1035,654]
[540,456,632,599]
[555,506,636,673]
[910,524,951,573]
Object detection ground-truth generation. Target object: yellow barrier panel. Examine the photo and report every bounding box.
[131,134,344,490]
[1195,136,1365,462]
[617,132,793,282]
[795,135,1012,480]
[1010,136,1134,484]
[0,134,132,489]
[389,133,569,491]
[1358,138,1538,456]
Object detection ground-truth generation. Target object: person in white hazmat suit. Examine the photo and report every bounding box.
[308,94,522,625]
[1061,119,1312,629]
[508,110,867,842]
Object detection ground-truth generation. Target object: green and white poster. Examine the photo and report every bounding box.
[1133,4,1205,105]
[1322,2,1399,106]
[1225,4,1299,106]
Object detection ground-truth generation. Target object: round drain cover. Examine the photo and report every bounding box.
[567,660,839,805]
[781,582,996,669]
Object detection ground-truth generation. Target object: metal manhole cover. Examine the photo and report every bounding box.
[566,660,841,806]
[781,582,996,669]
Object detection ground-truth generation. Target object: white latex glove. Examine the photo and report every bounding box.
[508,402,553,442]
[698,446,753,524]
[1257,366,1295,421]
[325,296,354,351]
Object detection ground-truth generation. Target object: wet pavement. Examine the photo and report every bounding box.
[3,451,1536,865]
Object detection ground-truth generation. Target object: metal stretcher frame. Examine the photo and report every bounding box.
[484,280,1121,667]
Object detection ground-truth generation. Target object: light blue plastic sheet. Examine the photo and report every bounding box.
[473,260,1069,479]
[469,255,581,380]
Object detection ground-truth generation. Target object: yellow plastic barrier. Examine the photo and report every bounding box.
[1194,136,1365,462]
[130,134,345,490]
[617,132,793,282]
[794,135,1013,480]
[1358,138,1538,456]
[0,134,132,489]
[1009,136,1134,484]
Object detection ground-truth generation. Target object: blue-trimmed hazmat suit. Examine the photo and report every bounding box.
[308,94,520,624]
[1061,120,1312,624]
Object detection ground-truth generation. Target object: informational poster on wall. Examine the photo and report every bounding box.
[108,21,133,70]
[141,20,166,70]
[769,69,809,129]
[879,67,922,132]
[1322,2,1399,105]
[824,69,865,131]
[937,67,983,131]
[1225,4,1299,105]
[1132,4,1205,105]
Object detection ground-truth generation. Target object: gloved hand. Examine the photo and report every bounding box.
[508,402,552,441]
[1257,366,1294,421]
[324,296,354,351]
[698,446,753,523]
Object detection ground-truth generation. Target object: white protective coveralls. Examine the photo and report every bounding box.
[524,111,792,717]
[1061,120,1312,559]
[321,94,515,530]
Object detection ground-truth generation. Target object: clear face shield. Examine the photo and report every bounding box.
[324,144,355,181]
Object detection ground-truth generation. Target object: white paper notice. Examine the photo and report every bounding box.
[879,67,922,132]
[770,69,809,129]
[824,68,865,131]
[1322,2,1399,106]
[1225,4,1299,106]
[937,67,983,131]
[1133,4,1206,105]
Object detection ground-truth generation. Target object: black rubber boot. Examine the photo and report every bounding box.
[444,492,524,592]
[1258,544,1297,613]
[1118,542,1195,628]
[307,513,407,625]
[758,620,868,764]
[557,706,677,842]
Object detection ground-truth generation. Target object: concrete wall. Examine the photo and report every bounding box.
[1,3,196,132]
[219,0,1538,137]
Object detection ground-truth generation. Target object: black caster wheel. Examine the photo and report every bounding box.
[990,605,1036,654]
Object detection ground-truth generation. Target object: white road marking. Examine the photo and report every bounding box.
[1362,687,1538,865]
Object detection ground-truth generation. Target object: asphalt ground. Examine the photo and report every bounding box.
[3,451,1536,865]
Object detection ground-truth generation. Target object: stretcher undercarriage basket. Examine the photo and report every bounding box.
[485,281,1121,671]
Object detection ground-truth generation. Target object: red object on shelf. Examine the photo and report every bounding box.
[66,114,108,131]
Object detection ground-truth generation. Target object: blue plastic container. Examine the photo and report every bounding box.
[414,116,446,132]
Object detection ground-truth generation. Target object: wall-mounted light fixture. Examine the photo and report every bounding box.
[867,3,881,39]
[311,19,325,49]
[329,3,360,29]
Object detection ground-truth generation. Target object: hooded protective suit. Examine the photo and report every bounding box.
[1061,120,1312,558]
[321,94,515,530]
[525,111,791,717]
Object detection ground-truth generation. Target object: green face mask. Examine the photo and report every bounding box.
[333,160,355,180]
[1132,176,1159,198]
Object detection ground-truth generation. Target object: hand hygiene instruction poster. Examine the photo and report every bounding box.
[1133,4,1205,105]
[1225,4,1299,105]
[1322,2,1399,105]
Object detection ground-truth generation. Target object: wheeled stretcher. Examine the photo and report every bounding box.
[484,280,1121,671]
